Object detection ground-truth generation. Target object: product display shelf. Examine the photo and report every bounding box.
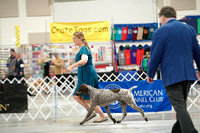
[16,44,32,79]
[88,42,112,66]
[0,47,10,78]
[45,43,71,75]
[117,64,140,71]
[31,43,77,77]
[31,44,45,78]
[0,42,113,79]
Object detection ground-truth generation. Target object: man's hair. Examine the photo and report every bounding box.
[10,48,15,52]
[159,6,176,18]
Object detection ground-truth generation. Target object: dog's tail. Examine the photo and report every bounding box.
[129,86,137,92]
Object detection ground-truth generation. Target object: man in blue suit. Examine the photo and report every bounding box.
[147,6,200,133]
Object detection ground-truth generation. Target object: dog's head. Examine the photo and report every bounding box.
[75,84,89,96]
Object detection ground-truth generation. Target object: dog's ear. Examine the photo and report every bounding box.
[76,84,86,96]
[80,84,89,94]
[78,84,83,91]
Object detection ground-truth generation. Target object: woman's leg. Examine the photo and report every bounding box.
[86,100,107,120]
[73,95,90,110]
[94,106,107,119]
[74,96,97,121]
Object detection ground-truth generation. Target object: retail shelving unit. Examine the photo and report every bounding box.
[16,44,32,78]
[0,42,113,79]
[0,47,11,78]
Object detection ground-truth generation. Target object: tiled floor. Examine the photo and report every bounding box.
[0,111,200,133]
[0,92,200,133]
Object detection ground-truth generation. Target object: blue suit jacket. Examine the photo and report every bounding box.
[147,19,200,87]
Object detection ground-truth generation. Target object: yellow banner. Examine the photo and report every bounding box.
[50,21,110,43]
[15,26,20,47]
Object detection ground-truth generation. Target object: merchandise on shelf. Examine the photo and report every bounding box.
[115,44,151,71]
[111,23,158,42]
[0,45,32,79]
[31,43,78,77]
[91,45,112,63]
[179,15,200,34]
[0,42,113,79]
[17,45,32,79]
[0,48,10,78]
[31,44,45,78]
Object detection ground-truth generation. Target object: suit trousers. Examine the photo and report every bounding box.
[165,81,198,133]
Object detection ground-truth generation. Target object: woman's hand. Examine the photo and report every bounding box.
[66,66,73,73]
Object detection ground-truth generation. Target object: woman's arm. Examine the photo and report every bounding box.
[69,59,87,69]
[66,54,88,73]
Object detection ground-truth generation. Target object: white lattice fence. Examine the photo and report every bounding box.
[54,75,86,118]
[97,71,148,81]
[1,77,55,121]
[0,72,199,121]
[188,80,200,111]
[0,75,84,121]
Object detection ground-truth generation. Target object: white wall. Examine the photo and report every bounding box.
[176,0,200,19]
[54,0,157,24]
[0,0,53,46]
[0,0,200,46]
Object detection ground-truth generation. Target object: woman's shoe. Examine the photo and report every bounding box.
[93,116,108,123]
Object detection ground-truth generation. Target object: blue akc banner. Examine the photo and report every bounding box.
[99,80,172,113]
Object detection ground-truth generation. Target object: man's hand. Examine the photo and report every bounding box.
[147,77,154,83]
[197,71,200,81]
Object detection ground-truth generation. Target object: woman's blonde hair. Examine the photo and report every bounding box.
[73,31,90,51]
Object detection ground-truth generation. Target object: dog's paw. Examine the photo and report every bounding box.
[144,117,148,122]
[79,121,84,125]
[117,120,121,124]
[112,118,117,124]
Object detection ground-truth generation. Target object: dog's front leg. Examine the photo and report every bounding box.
[105,106,116,124]
[117,101,127,123]
[79,104,96,125]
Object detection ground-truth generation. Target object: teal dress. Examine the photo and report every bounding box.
[73,46,99,100]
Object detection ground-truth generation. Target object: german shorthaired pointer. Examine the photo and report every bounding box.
[76,84,148,125]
